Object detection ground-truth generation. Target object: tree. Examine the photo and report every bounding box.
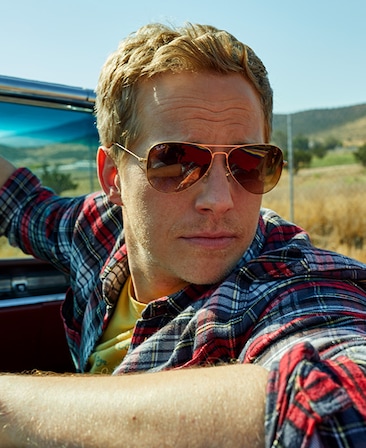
[323,136,342,150]
[354,143,366,167]
[285,134,312,173]
[311,141,327,159]
[293,150,312,172]
[40,164,78,194]
[293,134,310,151]
[283,148,312,173]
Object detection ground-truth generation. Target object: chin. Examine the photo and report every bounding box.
[182,263,236,287]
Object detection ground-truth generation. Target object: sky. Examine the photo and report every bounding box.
[1,0,365,114]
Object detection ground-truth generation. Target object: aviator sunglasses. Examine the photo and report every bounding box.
[112,141,284,194]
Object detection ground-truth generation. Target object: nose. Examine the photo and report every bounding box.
[194,153,234,215]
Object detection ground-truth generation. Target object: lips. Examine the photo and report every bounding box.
[181,232,236,249]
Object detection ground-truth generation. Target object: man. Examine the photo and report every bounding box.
[0,23,366,447]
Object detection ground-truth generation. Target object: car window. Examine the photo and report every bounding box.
[0,92,100,259]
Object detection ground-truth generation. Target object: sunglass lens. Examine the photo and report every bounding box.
[147,143,211,192]
[229,145,283,194]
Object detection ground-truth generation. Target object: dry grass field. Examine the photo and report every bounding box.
[263,163,366,262]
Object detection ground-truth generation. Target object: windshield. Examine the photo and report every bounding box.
[0,99,100,258]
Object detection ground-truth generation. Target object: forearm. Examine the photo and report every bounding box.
[0,157,16,188]
[0,364,268,448]
[0,165,86,267]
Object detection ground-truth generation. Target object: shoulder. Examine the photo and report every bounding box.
[246,208,366,284]
[259,208,311,249]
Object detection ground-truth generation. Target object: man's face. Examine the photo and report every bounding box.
[111,72,265,303]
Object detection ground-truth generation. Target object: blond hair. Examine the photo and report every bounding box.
[95,23,273,156]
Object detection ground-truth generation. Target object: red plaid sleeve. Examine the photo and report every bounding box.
[265,342,366,447]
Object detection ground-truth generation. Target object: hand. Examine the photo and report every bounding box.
[0,157,17,189]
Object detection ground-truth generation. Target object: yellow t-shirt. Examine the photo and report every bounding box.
[88,277,146,374]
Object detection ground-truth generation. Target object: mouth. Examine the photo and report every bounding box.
[181,232,237,250]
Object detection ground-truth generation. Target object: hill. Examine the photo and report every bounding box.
[273,103,366,147]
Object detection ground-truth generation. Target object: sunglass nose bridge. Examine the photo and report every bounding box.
[202,151,232,182]
[206,151,231,177]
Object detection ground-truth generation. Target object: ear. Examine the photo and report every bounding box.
[97,147,123,205]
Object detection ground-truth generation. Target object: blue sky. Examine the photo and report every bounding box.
[2,0,365,113]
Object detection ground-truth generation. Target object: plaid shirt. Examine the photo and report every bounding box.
[2,167,366,447]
